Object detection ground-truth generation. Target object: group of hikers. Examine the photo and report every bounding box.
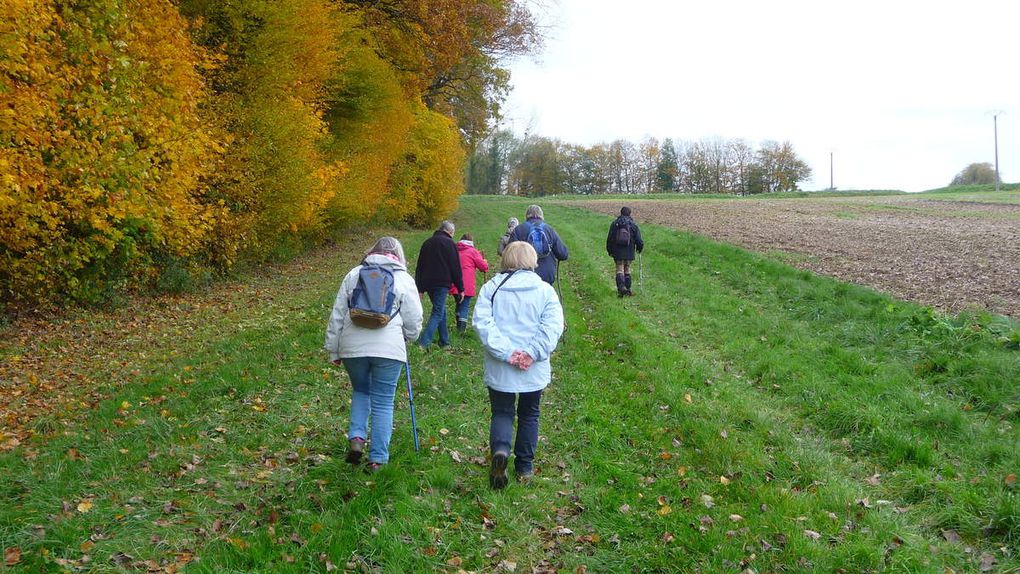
[324,205,643,487]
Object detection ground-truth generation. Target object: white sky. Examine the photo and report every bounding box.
[504,0,1018,192]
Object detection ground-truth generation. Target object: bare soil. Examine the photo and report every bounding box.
[577,194,1020,318]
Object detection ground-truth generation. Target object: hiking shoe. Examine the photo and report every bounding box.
[365,462,383,474]
[516,471,534,484]
[489,452,509,490]
[456,319,467,333]
[345,437,365,464]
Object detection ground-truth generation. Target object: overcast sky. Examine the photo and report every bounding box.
[504,0,1017,192]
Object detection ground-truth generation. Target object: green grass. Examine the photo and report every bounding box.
[1,198,1019,572]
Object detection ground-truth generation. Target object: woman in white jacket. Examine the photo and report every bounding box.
[324,237,423,472]
[473,241,564,488]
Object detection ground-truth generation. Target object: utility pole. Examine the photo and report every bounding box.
[994,113,1001,192]
[989,110,1004,191]
[830,151,834,190]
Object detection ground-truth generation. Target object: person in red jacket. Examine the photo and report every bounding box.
[450,233,490,333]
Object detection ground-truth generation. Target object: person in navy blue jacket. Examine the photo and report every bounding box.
[509,205,568,285]
[606,206,644,296]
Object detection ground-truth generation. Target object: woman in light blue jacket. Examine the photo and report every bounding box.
[473,241,564,489]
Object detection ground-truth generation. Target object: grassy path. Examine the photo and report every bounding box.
[1,197,1018,572]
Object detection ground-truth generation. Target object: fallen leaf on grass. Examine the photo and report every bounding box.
[1005,474,1017,487]
[677,466,687,477]
[865,473,881,486]
[76,500,93,513]
[657,505,672,516]
[4,547,21,566]
[618,504,631,514]
[803,530,822,540]
[729,514,744,522]
[941,529,962,543]
[978,552,997,572]
[700,494,714,508]
[719,475,731,485]
[550,526,573,536]
[684,394,692,404]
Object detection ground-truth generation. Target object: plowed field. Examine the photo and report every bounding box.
[578,193,1020,318]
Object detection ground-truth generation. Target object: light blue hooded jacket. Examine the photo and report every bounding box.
[473,269,564,393]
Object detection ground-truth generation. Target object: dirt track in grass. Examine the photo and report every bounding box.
[576,194,1020,318]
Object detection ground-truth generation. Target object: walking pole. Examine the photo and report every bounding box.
[556,259,567,344]
[555,259,563,301]
[404,361,420,452]
[639,252,643,287]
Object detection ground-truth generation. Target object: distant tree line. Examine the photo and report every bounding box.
[466,132,813,196]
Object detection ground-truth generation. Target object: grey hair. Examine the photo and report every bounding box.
[501,241,538,271]
[439,220,455,235]
[507,217,519,230]
[525,205,544,220]
[367,236,406,265]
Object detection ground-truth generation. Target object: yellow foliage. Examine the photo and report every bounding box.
[186,0,343,260]
[1,0,222,304]
[2,0,485,309]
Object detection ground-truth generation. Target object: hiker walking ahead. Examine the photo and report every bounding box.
[414,220,464,349]
[324,237,424,472]
[497,217,519,256]
[606,206,644,297]
[510,205,568,285]
[450,233,489,333]
[473,241,564,489]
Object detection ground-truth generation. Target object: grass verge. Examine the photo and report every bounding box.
[0,198,1017,572]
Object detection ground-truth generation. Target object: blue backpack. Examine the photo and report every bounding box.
[348,264,398,328]
[527,222,552,258]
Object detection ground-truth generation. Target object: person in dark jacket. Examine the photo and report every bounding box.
[415,220,464,348]
[606,206,644,297]
[510,205,568,285]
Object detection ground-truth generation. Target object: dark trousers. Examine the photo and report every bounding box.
[488,387,543,474]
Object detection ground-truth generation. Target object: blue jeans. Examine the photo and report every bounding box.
[455,294,473,322]
[344,356,404,464]
[488,387,543,475]
[418,287,450,347]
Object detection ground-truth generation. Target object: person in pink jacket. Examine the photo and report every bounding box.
[450,233,489,333]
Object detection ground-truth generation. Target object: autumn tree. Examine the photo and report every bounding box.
[655,138,680,192]
[950,162,999,186]
[510,136,564,196]
[749,140,813,194]
[338,0,541,146]
[1,0,223,304]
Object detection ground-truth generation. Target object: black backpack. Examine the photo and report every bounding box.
[614,220,632,247]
